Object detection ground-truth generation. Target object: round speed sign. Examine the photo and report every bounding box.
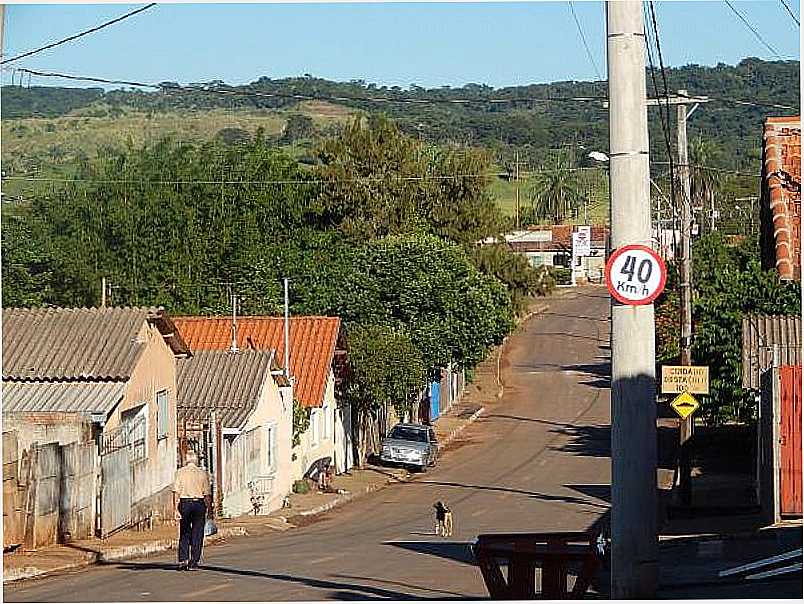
[605,244,667,305]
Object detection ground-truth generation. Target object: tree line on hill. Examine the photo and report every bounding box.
[4,58,799,173]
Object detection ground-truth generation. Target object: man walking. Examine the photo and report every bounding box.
[173,450,212,571]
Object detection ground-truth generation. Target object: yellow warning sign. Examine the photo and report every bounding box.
[670,391,700,420]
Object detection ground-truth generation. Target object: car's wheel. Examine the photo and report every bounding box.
[418,463,427,473]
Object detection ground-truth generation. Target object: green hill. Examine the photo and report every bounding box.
[2,58,799,217]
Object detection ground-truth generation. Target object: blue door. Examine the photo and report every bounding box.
[430,382,441,421]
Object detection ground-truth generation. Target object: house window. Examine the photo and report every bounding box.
[530,255,544,267]
[323,403,331,440]
[157,390,169,440]
[121,404,147,463]
[311,410,320,447]
[265,424,277,473]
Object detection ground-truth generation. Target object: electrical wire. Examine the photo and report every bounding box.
[14,68,606,107]
[567,1,603,81]
[645,1,678,253]
[779,0,800,26]
[1,4,157,66]
[723,0,785,59]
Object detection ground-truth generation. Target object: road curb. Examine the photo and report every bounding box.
[497,302,550,397]
[438,406,485,451]
[2,527,246,585]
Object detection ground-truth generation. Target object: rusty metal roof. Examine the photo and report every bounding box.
[173,316,340,408]
[2,381,126,415]
[742,314,802,389]
[2,307,190,381]
[177,349,277,429]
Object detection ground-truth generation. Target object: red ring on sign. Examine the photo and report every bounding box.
[605,244,667,305]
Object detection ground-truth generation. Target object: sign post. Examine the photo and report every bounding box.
[572,227,592,286]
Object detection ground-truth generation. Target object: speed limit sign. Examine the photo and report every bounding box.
[605,244,667,305]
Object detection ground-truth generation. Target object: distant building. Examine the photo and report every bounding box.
[483,225,610,283]
[760,116,801,281]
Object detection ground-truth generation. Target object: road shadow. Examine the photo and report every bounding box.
[101,560,453,600]
[562,361,611,390]
[384,540,476,566]
[329,574,471,598]
[550,423,611,459]
[565,484,611,504]
[414,479,608,509]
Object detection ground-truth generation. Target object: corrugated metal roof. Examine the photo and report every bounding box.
[2,307,189,381]
[742,314,802,389]
[173,316,340,408]
[2,380,126,415]
[177,350,276,429]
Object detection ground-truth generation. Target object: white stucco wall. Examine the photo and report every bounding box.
[105,320,178,508]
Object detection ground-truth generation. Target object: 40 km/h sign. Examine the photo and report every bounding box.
[605,244,667,305]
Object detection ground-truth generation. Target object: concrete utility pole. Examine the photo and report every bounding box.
[606,1,658,598]
[101,277,107,308]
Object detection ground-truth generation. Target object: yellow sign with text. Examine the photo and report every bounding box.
[670,391,700,420]
[661,365,709,394]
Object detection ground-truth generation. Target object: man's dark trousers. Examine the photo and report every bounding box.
[178,498,206,568]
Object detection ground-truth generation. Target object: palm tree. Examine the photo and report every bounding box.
[526,159,586,225]
[689,137,721,231]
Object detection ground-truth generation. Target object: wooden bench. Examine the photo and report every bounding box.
[472,531,603,599]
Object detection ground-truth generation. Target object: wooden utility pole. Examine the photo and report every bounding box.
[606,1,657,597]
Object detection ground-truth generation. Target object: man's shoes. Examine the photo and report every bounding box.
[177,562,189,571]
[187,565,200,571]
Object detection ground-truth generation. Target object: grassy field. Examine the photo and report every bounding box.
[489,170,609,225]
[2,100,610,225]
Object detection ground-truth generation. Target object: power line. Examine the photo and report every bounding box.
[1,4,157,66]
[779,0,800,26]
[567,1,603,81]
[646,1,678,246]
[14,68,607,107]
[723,0,784,60]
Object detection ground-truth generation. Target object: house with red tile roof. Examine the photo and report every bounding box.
[173,316,354,480]
[760,116,801,281]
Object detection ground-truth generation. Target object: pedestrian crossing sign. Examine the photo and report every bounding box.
[670,391,699,420]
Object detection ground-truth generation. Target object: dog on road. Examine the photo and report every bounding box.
[433,501,453,537]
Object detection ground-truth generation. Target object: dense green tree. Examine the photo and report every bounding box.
[656,233,801,424]
[343,324,426,465]
[313,116,504,245]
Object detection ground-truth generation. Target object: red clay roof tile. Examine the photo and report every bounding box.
[173,316,340,408]
[763,117,801,281]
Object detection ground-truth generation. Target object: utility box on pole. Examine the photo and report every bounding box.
[606,0,658,597]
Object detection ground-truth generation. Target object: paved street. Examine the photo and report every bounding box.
[5,287,613,602]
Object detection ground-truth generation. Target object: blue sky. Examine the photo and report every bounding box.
[2,2,800,90]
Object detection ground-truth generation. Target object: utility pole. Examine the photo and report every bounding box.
[101,277,107,308]
[283,278,291,380]
[676,89,698,507]
[607,1,657,598]
[515,151,521,230]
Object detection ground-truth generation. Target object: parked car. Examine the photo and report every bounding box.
[380,423,438,472]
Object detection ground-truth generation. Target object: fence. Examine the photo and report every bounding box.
[2,431,96,549]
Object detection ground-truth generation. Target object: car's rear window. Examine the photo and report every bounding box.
[389,427,428,442]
